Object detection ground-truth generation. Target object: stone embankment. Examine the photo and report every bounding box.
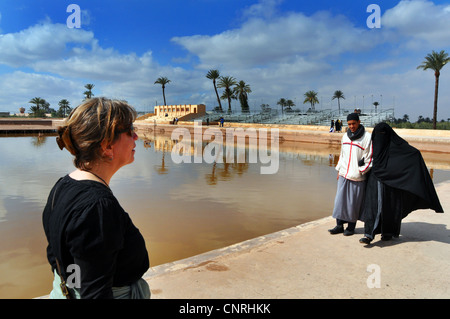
[134,120,450,154]
[3,118,449,155]
[0,118,65,134]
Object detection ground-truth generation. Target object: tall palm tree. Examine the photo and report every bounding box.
[373,101,379,113]
[58,99,71,117]
[220,89,236,113]
[417,50,450,129]
[217,76,237,113]
[29,97,46,111]
[206,69,222,112]
[285,99,295,111]
[29,97,50,117]
[277,98,287,114]
[233,80,252,113]
[303,90,319,111]
[154,77,171,106]
[332,90,345,114]
[84,83,95,100]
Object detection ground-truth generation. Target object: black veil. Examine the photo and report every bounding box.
[360,122,443,240]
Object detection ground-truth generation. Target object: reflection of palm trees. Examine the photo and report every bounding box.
[149,134,252,180]
[219,162,232,180]
[31,135,47,147]
[205,162,218,185]
[154,141,169,175]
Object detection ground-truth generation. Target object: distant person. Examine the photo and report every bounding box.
[335,119,342,132]
[330,120,335,133]
[359,122,444,244]
[206,118,209,126]
[329,113,373,236]
[43,97,150,299]
[220,117,224,127]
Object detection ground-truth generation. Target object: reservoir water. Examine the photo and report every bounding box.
[1,133,449,298]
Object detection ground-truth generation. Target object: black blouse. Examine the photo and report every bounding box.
[42,175,149,298]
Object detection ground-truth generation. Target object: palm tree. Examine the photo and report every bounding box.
[332,90,345,114]
[154,77,171,105]
[373,101,379,113]
[206,69,222,112]
[277,98,287,114]
[220,89,236,113]
[217,76,237,113]
[233,80,252,113]
[29,97,45,111]
[402,114,409,122]
[84,83,95,100]
[303,90,319,111]
[58,99,71,117]
[417,50,450,129]
[285,99,295,111]
[29,97,53,117]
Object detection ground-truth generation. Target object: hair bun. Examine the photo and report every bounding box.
[56,126,77,155]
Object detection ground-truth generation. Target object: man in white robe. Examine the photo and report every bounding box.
[329,113,373,236]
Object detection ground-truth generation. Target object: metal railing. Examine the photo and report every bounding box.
[188,108,395,128]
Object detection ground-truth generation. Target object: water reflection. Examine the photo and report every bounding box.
[0,134,449,298]
[30,134,48,148]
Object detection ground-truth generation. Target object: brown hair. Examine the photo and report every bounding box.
[56,97,137,170]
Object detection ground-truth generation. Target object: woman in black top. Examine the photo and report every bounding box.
[42,97,150,298]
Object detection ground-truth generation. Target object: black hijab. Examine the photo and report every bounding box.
[371,122,443,213]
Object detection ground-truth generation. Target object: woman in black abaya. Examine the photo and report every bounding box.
[359,122,444,244]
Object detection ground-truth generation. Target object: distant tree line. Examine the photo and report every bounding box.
[387,114,450,130]
[28,84,94,118]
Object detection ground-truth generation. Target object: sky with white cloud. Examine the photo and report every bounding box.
[0,0,449,121]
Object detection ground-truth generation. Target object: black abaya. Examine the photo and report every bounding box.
[360,123,443,240]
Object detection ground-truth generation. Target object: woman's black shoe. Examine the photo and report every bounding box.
[359,237,372,244]
[343,228,355,236]
[328,225,344,234]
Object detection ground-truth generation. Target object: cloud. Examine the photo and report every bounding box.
[383,0,450,47]
[0,71,82,111]
[0,22,94,67]
[0,0,449,121]
[172,10,378,70]
[241,0,283,20]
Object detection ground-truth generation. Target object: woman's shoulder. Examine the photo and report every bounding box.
[55,175,121,212]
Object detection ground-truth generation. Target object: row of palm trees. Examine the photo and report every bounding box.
[206,70,252,113]
[28,97,72,117]
[27,51,447,127]
[154,71,252,113]
[277,90,346,114]
[28,84,94,117]
[155,50,449,129]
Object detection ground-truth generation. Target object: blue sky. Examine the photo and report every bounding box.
[0,0,450,121]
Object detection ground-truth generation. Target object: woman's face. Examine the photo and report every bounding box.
[112,126,138,168]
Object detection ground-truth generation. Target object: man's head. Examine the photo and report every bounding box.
[347,113,361,133]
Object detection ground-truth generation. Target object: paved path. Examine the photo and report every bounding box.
[144,181,450,299]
